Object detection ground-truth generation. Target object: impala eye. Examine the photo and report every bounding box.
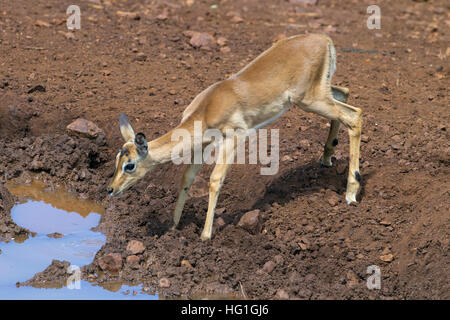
[124,163,136,173]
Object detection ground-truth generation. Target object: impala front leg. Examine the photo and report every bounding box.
[171,163,202,230]
[200,137,236,241]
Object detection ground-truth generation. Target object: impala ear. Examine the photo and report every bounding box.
[119,113,135,142]
[135,132,148,157]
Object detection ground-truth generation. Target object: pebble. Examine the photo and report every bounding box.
[126,240,146,255]
[159,277,171,288]
[262,260,276,273]
[98,253,122,272]
[237,209,262,234]
[275,289,289,299]
[66,118,104,139]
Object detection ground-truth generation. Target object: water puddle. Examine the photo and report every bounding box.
[0,180,157,299]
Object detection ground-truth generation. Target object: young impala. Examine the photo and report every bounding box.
[107,33,362,240]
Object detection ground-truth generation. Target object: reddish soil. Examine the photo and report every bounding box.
[0,0,449,299]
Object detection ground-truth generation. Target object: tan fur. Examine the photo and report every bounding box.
[108,33,363,240]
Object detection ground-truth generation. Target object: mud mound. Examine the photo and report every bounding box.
[0,186,30,242]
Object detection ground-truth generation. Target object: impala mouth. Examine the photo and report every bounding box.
[107,187,123,197]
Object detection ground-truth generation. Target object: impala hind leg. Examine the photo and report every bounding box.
[300,97,362,204]
[200,137,236,241]
[171,163,202,230]
[321,86,349,167]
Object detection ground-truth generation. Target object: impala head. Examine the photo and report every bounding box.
[107,114,151,196]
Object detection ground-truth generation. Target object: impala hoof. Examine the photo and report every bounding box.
[345,193,357,205]
[200,233,211,241]
[320,156,333,168]
[169,223,178,231]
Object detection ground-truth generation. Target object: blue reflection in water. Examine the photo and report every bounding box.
[0,199,157,299]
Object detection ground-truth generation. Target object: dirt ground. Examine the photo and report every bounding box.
[0,0,449,299]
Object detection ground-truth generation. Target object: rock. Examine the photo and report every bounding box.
[327,192,340,207]
[27,85,46,94]
[275,289,289,300]
[273,254,284,265]
[98,253,122,272]
[361,135,370,143]
[133,53,147,62]
[126,240,146,255]
[30,157,44,171]
[230,15,244,23]
[215,217,226,228]
[184,31,215,50]
[281,155,294,162]
[156,9,168,21]
[346,270,360,288]
[66,118,104,139]
[181,260,193,268]
[188,175,209,198]
[380,220,391,226]
[116,11,140,20]
[380,253,394,262]
[216,36,228,46]
[237,209,262,234]
[159,277,170,288]
[262,260,276,274]
[126,255,140,265]
[34,20,50,27]
[47,232,63,239]
[61,31,76,40]
[220,46,231,53]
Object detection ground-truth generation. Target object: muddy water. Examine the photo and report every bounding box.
[0,180,157,299]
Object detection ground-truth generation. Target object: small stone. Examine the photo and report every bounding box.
[126,255,140,265]
[215,217,226,228]
[98,253,122,272]
[327,192,340,207]
[216,36,228,46]
[181,260,193,268]
[262,260,276,273]
[281,155,294,162]
[380,253,394,262]
[230,15,244,23]
[220,46,231,53]
[346,270,360,288]
[184,31,215,50]
[237,209,262,234]
[34,20,50,27]
[156,9,168,21]
[159,277,170,288]
[67,118,104,139]
[116,11,140,20]
[134,52,147,61]
[126,240,146,255]
[275,289,289,300]
[47,232,63,239]
[63,32,76,40]
[380,220,391,226]
[273,254,284,265]
[361,135,370,143]
[27,85,46,94]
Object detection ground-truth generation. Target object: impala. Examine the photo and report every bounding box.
[107,33,363,240]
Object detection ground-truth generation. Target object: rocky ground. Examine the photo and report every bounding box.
[0,0,449,299]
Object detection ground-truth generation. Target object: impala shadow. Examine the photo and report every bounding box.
[250,159,374,212]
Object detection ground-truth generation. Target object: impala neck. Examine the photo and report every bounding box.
[143,123,197,166]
